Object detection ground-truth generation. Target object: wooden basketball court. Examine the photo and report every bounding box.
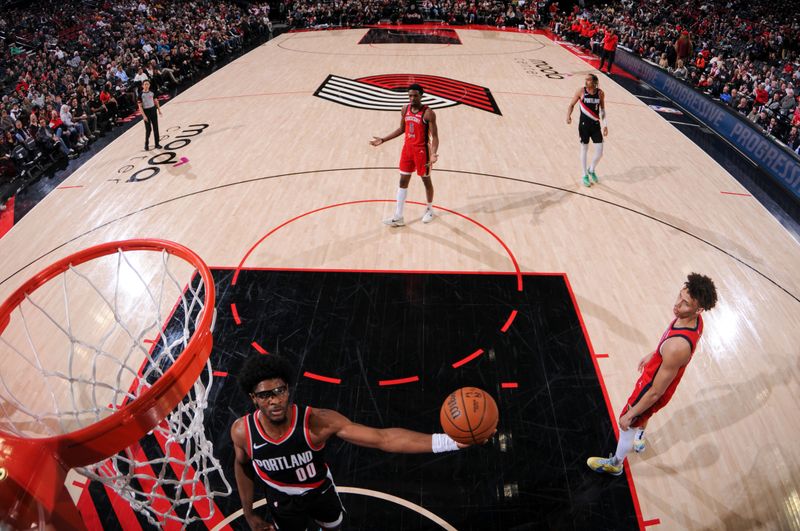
[1,27,799,530]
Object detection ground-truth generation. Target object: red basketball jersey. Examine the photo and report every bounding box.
[627,315,704,416]
[404,105,429,148]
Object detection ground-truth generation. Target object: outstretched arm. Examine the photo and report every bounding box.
[370,106,406,146]
[309,408,463,453]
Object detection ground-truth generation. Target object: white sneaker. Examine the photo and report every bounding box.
[422,209,434,224]
[383,216,405,227]
[633,435,646,453]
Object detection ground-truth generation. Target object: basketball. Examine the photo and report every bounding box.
[440,387,499,444]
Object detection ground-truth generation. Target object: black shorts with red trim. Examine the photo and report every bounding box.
[264,479,344,531]
[578,119,603,144]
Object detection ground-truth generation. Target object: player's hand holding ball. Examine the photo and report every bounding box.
[440,387,499,445]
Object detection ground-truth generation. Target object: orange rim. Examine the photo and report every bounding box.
[0,239,215,467]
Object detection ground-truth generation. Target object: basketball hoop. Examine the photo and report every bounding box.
[0,239,231,529]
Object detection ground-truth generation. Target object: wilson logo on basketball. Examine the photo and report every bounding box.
[314,74,502,115]
[446,394,462,419]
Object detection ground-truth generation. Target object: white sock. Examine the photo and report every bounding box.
[614,427,636,464]
[580,143,588,175]
[635,428,645,441]
[589,143,604,172]
[394,187,408,219]
[426,202,433,212]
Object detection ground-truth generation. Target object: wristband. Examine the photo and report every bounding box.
[432,433,459,453]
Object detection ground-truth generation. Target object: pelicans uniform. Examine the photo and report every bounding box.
[246,404,344,530]
[623,315,704,427]
[399,104,431,176]
[578,87,603,144]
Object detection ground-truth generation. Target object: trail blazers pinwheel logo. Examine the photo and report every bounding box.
[314,74,502,115]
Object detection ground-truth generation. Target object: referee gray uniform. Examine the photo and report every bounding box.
[139,89,161,149]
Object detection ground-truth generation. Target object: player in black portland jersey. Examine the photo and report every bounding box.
[566,73,609,187]
[231,354,478,531]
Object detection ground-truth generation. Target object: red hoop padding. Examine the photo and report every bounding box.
[0,239,215,529]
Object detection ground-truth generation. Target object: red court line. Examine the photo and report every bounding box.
[105,481,143,530]
[152,429,227,529]
[251,341,268,354]
[212,370,228,377]
[563,273,647,530]
[452,348,485,368]
[75,483,105,531]
[720,191,752,197]
[550,38,635,79]
[643,519,661,527]
[501,382,519,389]
[232,199,523,292]
[0,196,14,239]
[231,303,242,325]
[130,445,179,529]
[303,371,342,384]
[378,376,420,386]
[595,353,609,358]
[500,310,518,332]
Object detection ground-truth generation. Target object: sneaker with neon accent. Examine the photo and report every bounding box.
[422,209,434,224]
[582,174,591,187]
[383,216,405,227]
[633,435,646,453]
[589,169,599,183]
[586,454,624,476]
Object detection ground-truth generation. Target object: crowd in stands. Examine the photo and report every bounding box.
[280,0,799,152]
[283,0,556,32]
[2,0,799,212]
[553,0,800,153]
[0,0,272,208]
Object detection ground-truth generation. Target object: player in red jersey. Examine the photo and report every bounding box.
[370,83,439,226]
[587,273,718,476]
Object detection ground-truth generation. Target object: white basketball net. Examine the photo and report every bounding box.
[0,247,231,528]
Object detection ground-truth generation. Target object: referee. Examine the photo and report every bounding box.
[138,80,162,150]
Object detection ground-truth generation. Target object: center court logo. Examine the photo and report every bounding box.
[314,74,502,115]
